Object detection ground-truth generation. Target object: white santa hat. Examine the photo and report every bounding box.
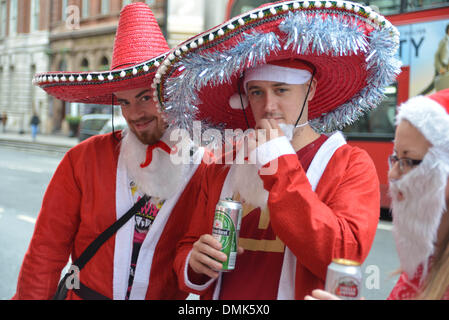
[395,88,449,160]
[229,59,313,110]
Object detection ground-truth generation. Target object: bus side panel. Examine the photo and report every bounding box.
[347,140,394,209]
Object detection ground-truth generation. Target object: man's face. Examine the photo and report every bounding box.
[246,80,316,127]
[115,87,166,145]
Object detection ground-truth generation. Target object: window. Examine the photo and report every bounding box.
[99,56,109,71]
[30,0,40,32]
[0,0,7,37]
[82,0,90,18]
[9,0,18,35]
[62,0,68,20]
[342,84,398,140]
[101,0,110,15]
[146,0,155,6]
[81,58,89,72]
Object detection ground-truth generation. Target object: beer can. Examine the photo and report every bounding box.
[324,258,362,300]
[211,199,242,271]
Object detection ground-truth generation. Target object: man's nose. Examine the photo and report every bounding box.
[263,92,277,114]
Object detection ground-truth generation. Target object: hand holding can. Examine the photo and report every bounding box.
[211,199,243,271]
[324,258,362,300]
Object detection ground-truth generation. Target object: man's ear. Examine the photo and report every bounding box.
[307,78,317,102]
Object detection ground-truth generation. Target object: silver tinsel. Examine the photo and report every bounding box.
[162,8,402,136]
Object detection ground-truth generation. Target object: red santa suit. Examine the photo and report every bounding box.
[13,131,206,300]
[175,131,380,299]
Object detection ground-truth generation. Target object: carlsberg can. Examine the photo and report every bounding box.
[324,258,362,300]
[212,199,243,271]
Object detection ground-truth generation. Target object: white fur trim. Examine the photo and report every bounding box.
[206,131,346,300]
[184,250,217,291]
[243,64,312,93]
[277,131,346,299]
[396,95,449,158]
[114,137,204,300]
[249,136,296,170]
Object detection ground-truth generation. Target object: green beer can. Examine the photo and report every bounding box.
[212,199,243,271]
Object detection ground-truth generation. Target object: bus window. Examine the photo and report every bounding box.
[343,85,398,141]
[227,0,272,18]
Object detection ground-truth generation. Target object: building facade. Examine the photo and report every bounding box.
[0,0,228,135]
[0,0,51,134]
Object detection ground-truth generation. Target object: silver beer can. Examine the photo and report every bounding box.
[324,258,362,300]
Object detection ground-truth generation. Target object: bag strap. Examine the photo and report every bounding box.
[73,194,150,270]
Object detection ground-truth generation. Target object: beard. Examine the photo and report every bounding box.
[389,148,449,280]
[120,128,194,200]
[228,142,269,209]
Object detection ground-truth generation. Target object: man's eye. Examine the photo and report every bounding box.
[141,95,151,102]
[249,90,262,97]
[276,88,288,94]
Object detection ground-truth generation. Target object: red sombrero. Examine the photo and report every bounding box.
[33,2,169,105]
[154,0,401,134]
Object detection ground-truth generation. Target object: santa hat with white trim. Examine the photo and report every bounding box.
[396,88,449,160]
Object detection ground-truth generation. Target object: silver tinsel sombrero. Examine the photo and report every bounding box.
[153,0,402,134]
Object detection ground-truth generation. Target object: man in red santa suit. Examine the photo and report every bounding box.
[306,88,449,300]
[13,3,206,300]
[153,0,401,299]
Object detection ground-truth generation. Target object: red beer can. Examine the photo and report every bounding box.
[324,258,362,300]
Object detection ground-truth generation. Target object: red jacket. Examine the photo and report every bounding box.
[175,133,380,299]
[13,132,206,300]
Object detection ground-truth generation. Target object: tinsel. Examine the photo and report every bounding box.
[161,7,402,136]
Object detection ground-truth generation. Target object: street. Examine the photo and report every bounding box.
[0,146,399,300]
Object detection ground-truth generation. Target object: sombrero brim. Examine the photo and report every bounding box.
[155,0,401,133]
[33,53,167,105]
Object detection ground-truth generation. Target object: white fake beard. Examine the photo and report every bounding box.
[278,122,308,141]
[120,128,193,200]
[228,145,269,209]
[389,148,449,280]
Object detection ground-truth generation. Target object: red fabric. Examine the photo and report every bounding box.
[429,88,449,115]
[12,132,206,300]
[219,134,328,299]
[388,257,449,300]
[174,143,380,299]
[140,141,176,168]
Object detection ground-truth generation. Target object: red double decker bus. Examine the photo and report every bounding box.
[226,0,449,219]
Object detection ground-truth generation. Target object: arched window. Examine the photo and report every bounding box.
[99,56,109,71]
[81,58,89,71]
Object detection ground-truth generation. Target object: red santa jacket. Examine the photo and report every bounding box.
[13,132,206,300]
[174,132,380,299]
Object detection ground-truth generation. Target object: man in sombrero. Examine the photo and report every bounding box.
[155,1,401,299]
[13,2,206,300]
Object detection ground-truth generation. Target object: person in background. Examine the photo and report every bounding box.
[306,88,449,300]
[30,113,40,141]
[1,112,7,133]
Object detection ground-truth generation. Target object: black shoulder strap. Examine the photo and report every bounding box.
[73,194,150,270]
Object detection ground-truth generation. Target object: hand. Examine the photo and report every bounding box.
[189,234,245,279]
[246,119,284,156]
[304,289,341,300]
[255,119,283,142]
[439,67,447,75]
